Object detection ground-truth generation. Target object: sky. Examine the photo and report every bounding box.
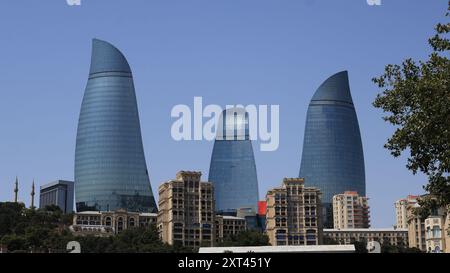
[0,0,447,227]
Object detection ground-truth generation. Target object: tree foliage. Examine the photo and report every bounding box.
[372,2,450,209]
[0,202,192,253]
[218,230,270,247]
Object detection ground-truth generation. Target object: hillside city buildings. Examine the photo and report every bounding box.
[4,39,448,253]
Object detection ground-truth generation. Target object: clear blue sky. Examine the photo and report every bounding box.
[0,0,446,227]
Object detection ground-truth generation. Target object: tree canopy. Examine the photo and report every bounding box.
[372,2,450,210]
[0,202,191,253]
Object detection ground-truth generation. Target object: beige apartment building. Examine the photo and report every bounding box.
[157,171,215,248]
[423,207,450,253]
[395,195,418,229]
[332,191,370,229]
[405,196,450,253]
[406,202,427,251]
[266,178,322,246]
[70,210,157,236]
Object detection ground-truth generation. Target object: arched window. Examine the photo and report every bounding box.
[117,217,124,232]
[129,217,135,227]
[105,217,112,226]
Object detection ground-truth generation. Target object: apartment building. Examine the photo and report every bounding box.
[266,178,322,246]
[394,195,418,229]
[157,171,215,248]
[332,191,370,229]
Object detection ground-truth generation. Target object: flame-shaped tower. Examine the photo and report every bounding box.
[75,39,157,213]
[208,107,259,215]
[299,71,366,227]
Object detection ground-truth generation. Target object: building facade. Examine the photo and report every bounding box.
[208,107,259,214]
[215,215,247,243]
[39,180,74,213]
[299,71,365,228]
[70,210,157,236]
[266,178,322,246]
[332,191,370,229]
[75,39,156,213]
[157,171,215,248]
[406,202,427,251]
[257,201,267,232]
[394,195,418,229]
[323,228,408,247]
[425,216,446,253]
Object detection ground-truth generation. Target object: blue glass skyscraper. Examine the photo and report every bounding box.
[299,71,365,227]
[75,39,157,213]
[208,107,259,215]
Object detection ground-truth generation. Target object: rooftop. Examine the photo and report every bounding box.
[199,245,355,253]
[324,228,408,232]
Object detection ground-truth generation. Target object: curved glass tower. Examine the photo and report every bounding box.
[299,71,365,227]
[75,39,157,213]
[208,107,259,215]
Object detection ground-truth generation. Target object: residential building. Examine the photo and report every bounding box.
[75,39,157,213]
[423,206,450,253]
[394,195,418,229]
[266,178,322,246]
[407,202,427,251]
[425,215,446,253]
[299,71,366,228]
[332,191,370,229]
[157,171,215,248]
[39,180,74,213]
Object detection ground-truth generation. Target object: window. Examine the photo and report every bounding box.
[117,217,124,232]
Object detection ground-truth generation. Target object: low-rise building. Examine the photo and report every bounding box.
[199,245,355,253]
[39,180,74,213]
[266,178,322,246]
[215,215,246,243]
[324,228,408,246]
[70,210,157,236]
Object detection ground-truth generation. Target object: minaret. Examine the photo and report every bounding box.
[31,180,35,209]
[14,176,18,203]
